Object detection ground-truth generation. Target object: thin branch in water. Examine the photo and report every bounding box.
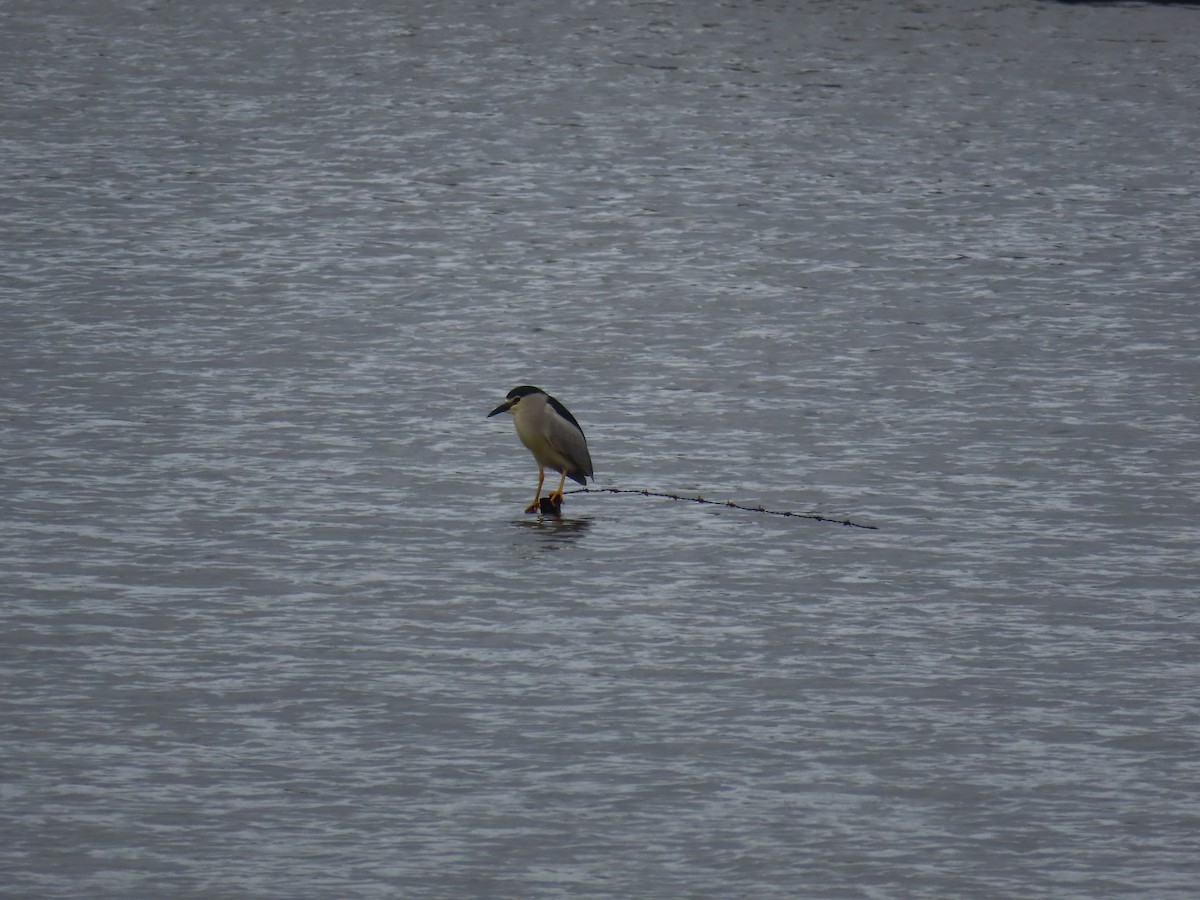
[563,487,878,529]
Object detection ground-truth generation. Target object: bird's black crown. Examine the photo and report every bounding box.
[506,385,545,400]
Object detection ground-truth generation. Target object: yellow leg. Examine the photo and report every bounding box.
[548,471,568,505]
[524,467,545,514]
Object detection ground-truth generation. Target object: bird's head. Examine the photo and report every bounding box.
[487,385,545,418]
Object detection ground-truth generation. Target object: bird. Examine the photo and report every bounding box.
[487,385,594,513]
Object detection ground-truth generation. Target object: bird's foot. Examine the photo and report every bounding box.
[524,501,541,514]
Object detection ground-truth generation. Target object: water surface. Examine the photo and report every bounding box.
[3,1,1199,896]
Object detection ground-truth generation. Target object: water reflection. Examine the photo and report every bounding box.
[510,515,593,549]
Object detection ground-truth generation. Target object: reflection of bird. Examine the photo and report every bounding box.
[488,385,594,513]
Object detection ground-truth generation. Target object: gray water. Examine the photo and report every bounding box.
[3,1,1199,897]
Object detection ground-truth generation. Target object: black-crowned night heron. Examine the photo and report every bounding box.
[488,385,594,513]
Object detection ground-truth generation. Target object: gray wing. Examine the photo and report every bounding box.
[543,401,594,482]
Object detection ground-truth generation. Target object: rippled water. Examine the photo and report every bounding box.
[3,0,1199,896]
